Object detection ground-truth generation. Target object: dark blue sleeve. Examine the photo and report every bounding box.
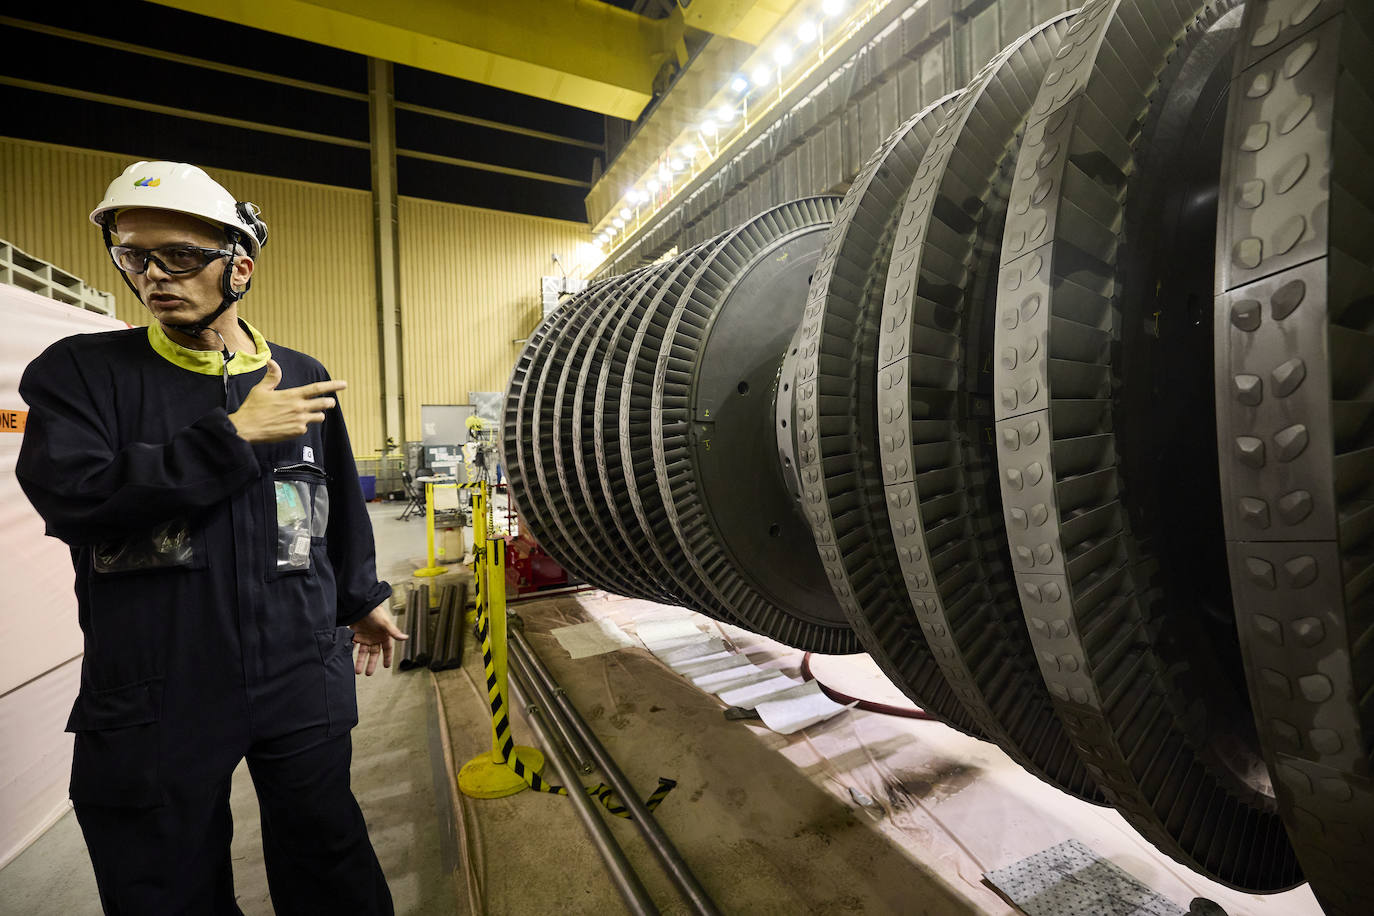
[321,387,392,626]
[16,340,261,545]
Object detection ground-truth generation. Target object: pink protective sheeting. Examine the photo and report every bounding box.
[0,283,124,865]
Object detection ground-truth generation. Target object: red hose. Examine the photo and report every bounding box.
[800,652,938,720]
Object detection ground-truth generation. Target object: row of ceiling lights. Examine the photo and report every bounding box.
[590,0,860,253]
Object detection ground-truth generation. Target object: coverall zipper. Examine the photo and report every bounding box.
[220,346,256,708]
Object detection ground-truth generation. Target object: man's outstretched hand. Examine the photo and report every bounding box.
[350,602,407,676]
[228,359,348,444]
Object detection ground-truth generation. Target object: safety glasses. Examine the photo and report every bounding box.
[108,244,233,275]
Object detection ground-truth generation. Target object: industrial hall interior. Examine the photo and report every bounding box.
[0,0,1370,914]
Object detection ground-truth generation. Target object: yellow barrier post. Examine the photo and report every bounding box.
[464,483,484,623]
[472,482,486,561]
[458,481,545,798]
[414,479,448,578]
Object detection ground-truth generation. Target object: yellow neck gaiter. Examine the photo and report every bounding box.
[147,319,271,377]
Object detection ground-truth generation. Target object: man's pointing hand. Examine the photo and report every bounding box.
[228,359,347,443]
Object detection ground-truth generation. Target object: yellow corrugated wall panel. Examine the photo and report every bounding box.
[0,139,135,318]
[216,170,382,456]
[0,137,383,455]
[397,196,588,438]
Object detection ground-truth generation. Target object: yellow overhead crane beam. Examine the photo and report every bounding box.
[149,0,695,120]
[680,0,796,46]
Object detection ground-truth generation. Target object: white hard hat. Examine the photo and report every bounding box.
[89,161,268,256]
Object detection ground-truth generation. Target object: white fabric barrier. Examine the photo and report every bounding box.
[1,284,124,867]
[0,656,82,869]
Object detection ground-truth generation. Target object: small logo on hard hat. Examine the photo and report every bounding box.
[134,177,161,187]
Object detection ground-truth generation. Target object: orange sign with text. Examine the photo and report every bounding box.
[0,410,27,433]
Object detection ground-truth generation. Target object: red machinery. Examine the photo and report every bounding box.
[504,529,570,595]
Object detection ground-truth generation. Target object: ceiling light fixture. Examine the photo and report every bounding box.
[598,0,862,268]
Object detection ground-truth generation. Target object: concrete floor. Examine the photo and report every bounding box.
[0,494,1328,915]
[435,596,978,915]
[440,592,1324,916]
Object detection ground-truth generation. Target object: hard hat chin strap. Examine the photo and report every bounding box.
[101,221,252,341]
[168,243,246,338]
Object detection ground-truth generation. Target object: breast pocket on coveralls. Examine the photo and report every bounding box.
[264,463,330,579]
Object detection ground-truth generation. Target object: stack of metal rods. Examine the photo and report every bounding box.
[398,583,469,671]
[430,582,468,671]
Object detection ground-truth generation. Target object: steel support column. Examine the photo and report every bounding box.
[369,58,405,448]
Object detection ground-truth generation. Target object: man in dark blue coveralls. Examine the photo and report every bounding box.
[16,161,407,914]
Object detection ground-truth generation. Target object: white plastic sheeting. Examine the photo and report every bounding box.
[633,612,851,735]
[0,283,123,867]
[0,657,81,870]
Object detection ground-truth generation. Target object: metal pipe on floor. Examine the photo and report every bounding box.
[507,625,722,916]
[435,581,469,670]
[507,651,585,774]
[398,588,422,670]
[508,583,595,603]
[428,586,455,672]
[445,583,465,668]
[413,584,433,667]
[506,658,660,916]
[509,649,593,775]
